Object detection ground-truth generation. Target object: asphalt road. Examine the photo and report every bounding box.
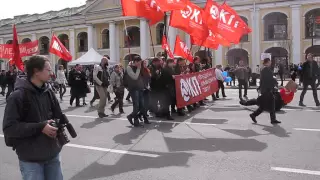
[1,87,320,180]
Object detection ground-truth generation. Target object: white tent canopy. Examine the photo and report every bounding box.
[68,48,117,66]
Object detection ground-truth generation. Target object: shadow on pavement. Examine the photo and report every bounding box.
[113,127,148,145]
[223,129,264,138]
[163,137,267,153]
[69,151,193,180]
[255,124,291,138]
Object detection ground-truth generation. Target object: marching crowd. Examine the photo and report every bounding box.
[2,53,320,180]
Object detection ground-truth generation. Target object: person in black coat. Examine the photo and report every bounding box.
[299,53,320,106]
[5,66,17,99]
[159,59,175,120]
[69,64,87,107]
[250,58,281,124]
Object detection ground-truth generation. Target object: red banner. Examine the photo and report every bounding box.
[175,68,219,108]
[0,40,39,59]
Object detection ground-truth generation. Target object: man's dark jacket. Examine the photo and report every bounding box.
[259,66,277,94]
[2,78,62,162]
[301,60,319,81]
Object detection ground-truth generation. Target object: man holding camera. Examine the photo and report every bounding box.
[3,56,64,180]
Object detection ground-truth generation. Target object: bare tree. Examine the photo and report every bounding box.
[278,31,292,62]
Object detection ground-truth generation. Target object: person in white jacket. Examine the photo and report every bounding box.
[56,65,67,101]
[215,65,227,98]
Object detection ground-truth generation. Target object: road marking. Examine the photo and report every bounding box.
[0,134,159,158]
[66,114,218,126]
[271,167,320,176]
[66,144,159,158]
[294,128,320,132]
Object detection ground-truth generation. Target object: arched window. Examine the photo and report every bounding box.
[156,23,165,45]
[305,8,320,38]
[124,26,140,47]
[305,45,320,62]
[21,38,31,43]
[226,48,249,67]
[263,12,288,41]
[101,29,110,49]
[58,34,69,50]
[240,16,249,42]
[265,47,288,68]
[6,40,12,44]
[39,36,50,55]
[77,32,88,52]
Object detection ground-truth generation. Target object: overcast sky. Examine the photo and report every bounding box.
[0,0,87,19]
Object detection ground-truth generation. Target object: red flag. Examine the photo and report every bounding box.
[204,1,251,44]
[174,35,193,63]
[121,0,164,25]
[12,25,24,71]
[49,34,72,61]
[170,1,209,41]
[161,35,174,59]
[147,0,188,12]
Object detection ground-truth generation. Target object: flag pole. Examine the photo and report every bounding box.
[123,19,132,61]
[163,13,168,60]
[148,22,156,57]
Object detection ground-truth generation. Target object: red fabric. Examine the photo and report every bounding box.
[173,35,193,62]
[0,40,39,59]
[204,0,251,44]
[49,34,72,61]
[147,0,188,12]
[175,68,219,108]
[121,0,164,25]
[161,35,174,59]
[279,88,294,105]
[170,1,208,41]
[12,25,24,71]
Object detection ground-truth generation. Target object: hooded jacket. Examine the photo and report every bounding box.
[2,78,62,162]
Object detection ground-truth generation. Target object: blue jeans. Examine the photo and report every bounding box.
[130,90,145,117]
[19,155,63,180]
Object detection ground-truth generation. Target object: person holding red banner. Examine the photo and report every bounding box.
[5,65,17,100]
[159,58,176,120]
[215,65,227,99]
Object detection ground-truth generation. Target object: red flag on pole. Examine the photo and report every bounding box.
[147,0,188,12]
[121,0,164,25]
[161,35,174,59]
[49,34,72,61]
[12,25,24,71]
[173,35,193,63]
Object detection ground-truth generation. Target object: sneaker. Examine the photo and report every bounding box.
[271,120,281,124]
[299,102,306,107]
[127,115,134,125]
[98,113,108,118]
[249,114,257,123]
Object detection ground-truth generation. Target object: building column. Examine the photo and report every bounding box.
[291,5,301,65]
[115,23,120,61]
[250,8,261,71]
[109,21,117,62]
[140,19,150,59]
[185,34,191,49]
[31,34,37,41]
[167,14,177,52]
[214,46,223,66]
[0,38,5,70]
[69,29,76,60]
[87,25,93,50]
[92,26,98,50]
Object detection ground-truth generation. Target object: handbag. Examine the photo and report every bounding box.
[107,85,114,93]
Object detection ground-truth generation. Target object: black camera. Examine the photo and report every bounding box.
[49,114,77,147]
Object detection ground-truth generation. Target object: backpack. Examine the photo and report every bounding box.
[4,88,56,148]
